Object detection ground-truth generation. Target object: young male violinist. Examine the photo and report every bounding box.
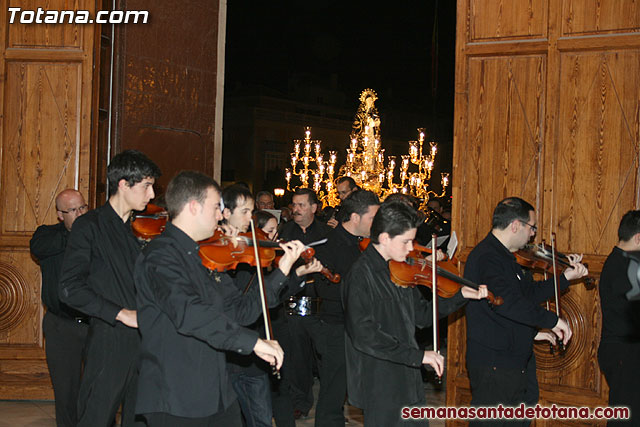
[342,200,488,426]
[59,150,161,427]
[464,197,588,426]
[134,171,312,426]
[220,184,323,427]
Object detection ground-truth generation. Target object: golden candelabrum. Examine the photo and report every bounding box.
[340,89,449,206]
[285,127,340,207]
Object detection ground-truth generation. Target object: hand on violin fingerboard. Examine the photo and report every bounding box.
[277,240,306,276]
[460,284,489,300]
[296,258,324,276]
[220,222,240,237]
[563,253,589,281]
[424,249,446,262]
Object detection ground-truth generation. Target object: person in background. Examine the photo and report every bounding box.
[30,189,89,427]
[255,210,279,241]
[327,176,359,228]
[59,150,161,427]
[598,210,640,426]
[256,190,275,210]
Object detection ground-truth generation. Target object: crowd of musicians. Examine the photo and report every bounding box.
[30,150,639,427]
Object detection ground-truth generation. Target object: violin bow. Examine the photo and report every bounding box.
[550,232,565,353]
[431,234,442,385]
[249,219,280,378]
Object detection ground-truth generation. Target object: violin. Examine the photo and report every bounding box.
[359,239,503,306]
[132,203,168,239]
[198,230,341,283]
[515,243,595,287]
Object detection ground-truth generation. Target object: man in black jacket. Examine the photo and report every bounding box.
[310,189,379,426]
[134,171,307,426]
[343,200,488,426]
[30,189,89,427]
[598,210,640,425]
[277,188,331,420]
[464,197,587,426]
[59,150,161,427]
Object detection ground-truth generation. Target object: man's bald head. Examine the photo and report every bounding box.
[56,189,87,230]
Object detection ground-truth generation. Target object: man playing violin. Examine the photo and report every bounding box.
[342,200,488,426]
[220,184,323,427]
[134,171,312,426]
[464,197,588,426]
[59,150,161,427]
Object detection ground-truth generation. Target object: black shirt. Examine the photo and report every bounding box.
[30,222,84,319]
[278,218,331,297]
[464,233,569,369]
[59,202,142,324]
[599,246,640,343]
[313,223,361,324]
[134,223,290,417]
[343,244,466,409]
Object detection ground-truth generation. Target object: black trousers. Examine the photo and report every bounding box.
[43,311,89,427]
[270,311,296,427]
[77,320,141,427]
[142,400,242,427]
[285,314,317,414]
[308,320,347,427]
[598,342,640,425]
[363,397,429,427]
[467,364,532,427]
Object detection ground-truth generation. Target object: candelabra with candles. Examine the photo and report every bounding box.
[285,127,339,207]
[340,89,449,204]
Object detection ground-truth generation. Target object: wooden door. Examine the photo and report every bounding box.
[0,0,97,399]
[448,0,640,425]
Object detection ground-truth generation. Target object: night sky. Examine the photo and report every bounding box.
[224,0,457,138]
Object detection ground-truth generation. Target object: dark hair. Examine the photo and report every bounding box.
[338,190,379,223]
[383,193,420,210]
[492,197,535,230]
[107,150,161,196]
[165,171,221,219]
[222,184,254,213]
[337,176,358,191]
[256,190,274,201]
[293,187,319,206]
[369,200,421,244]
[254,210,277,230]
[618,210,640,241]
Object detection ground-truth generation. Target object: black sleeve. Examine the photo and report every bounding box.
[30,225,66,261]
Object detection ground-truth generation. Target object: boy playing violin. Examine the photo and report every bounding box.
[342,200,488,426]
[134,171,312,426]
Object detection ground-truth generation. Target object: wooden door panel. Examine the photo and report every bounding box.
[469,0,548,41]
[2,62,82,236]
[562,0,640,36]
[0,0,96,399]
[554,50,640,254]
[460,55,545,247]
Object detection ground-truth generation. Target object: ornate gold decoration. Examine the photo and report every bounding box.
[340,89,448,205]
[285,127,339,207]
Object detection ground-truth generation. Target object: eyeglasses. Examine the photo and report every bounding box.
[58,204,88,215]
[519,220,537,233]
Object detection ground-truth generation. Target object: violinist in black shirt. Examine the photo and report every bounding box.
[59,150,161,427]
[134,171,308,426]
[311,189,380,426]
[30,188,89,427]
